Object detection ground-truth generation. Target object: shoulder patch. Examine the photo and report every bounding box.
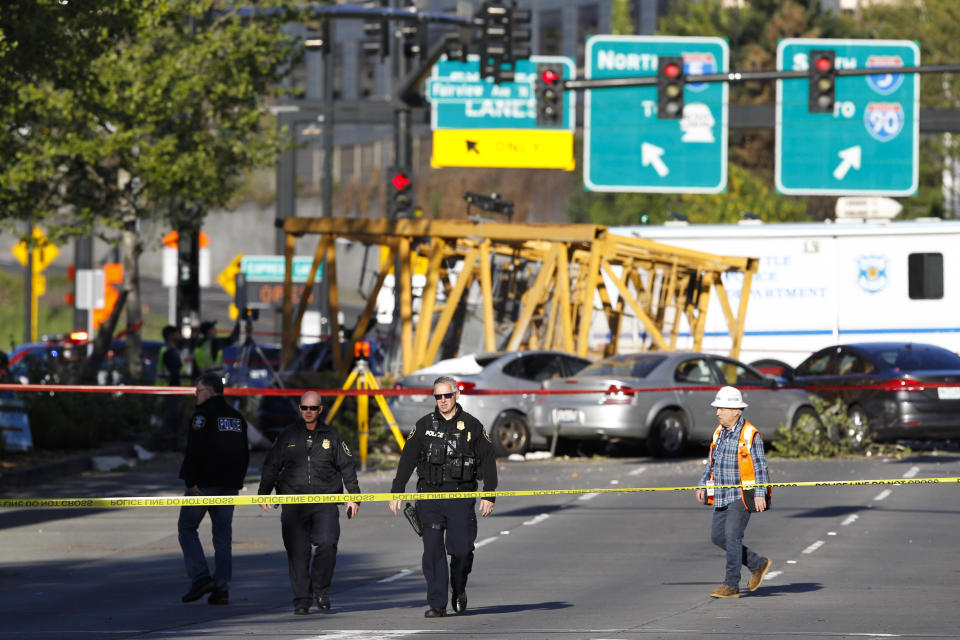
[407,425,417,439]
[192,415,206,430]
[482,427,491,443]
[341,441,352,457]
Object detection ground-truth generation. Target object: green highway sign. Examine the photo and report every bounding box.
[241,255,322,283]
[584,35,729,193]
[776,38,920,196]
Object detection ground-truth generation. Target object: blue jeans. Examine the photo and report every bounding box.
[178,487,238,589]
[710,500,765,588]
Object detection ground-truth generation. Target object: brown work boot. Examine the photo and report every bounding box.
[748,557,773,591]
[710,584,740,598]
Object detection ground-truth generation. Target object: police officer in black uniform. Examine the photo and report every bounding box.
[258,390,361,615]
[389,375,498,618]
[178,372,250,605]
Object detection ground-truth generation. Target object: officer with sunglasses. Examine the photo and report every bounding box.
[389,375,498,618]
[258,391,361,615]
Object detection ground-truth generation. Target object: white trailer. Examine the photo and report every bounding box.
[610,220,960,367]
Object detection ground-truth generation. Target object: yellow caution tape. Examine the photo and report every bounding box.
[1,476,957,509]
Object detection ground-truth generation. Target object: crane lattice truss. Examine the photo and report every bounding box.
[279,218,758,374]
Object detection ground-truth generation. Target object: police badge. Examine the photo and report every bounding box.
[322,438,331,449]
[456,421,465,431]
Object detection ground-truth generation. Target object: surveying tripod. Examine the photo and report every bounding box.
[325,341,406,471]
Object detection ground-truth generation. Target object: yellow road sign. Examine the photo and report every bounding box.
[217,252,244,298]
[430,129,575,170]
[12,228,59,271]
[34,273,46,296]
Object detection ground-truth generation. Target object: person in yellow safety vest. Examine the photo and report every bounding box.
[694,385,773,600]
[193,320,240,377]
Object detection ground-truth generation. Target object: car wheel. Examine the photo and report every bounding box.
[491,411,530,457]
[648,410,687,458]
[791,406,822,435]
[846,405,869,448]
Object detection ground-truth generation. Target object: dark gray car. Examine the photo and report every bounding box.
[389,350,591,456]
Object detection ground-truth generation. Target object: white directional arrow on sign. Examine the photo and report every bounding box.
[641,142,669,178]
[833,145,862,181]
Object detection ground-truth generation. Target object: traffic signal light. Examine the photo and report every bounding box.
[479,2,509,82]
[536,63,564,127]
[657,56,685,119]
[361,0,389,59]
[511,4,532,62]
[388,168,414,218]
[808,49,836,113]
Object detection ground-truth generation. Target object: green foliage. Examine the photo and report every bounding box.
[610,0,634,36]
[771,396,862,458]
[20,390,157,450]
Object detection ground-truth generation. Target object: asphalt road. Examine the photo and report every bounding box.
[2,451,959,639]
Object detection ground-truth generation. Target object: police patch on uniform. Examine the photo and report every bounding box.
[217,417,242,433]
[407,426,417,439]
[192,415,206,430]
[457,421,465,431]
[342,442,352,456]
[322,438,331,449]
[483,428,492,442]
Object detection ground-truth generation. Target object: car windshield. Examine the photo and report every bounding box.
[579,355,665,378]
[867,346,960,371]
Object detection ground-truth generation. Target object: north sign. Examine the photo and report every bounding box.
[584,35,729,193]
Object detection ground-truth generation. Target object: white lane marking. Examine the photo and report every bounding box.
[628,467,647,476]
[499,530,511,535]
[902,465,920,478]
[841,514,859,526]
[300,632,423,640]
[578,492,600,501]
[475,536,499,548]
[377,569,412,584]
[874,489,892,501]
[802,540,825,554]
[765,570,782,580]
[827,531,837,536]
[609,479,620,485]
[786,560,797,564]
[523,514,550,526]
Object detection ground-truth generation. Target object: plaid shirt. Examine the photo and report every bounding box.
[699,416,770,509]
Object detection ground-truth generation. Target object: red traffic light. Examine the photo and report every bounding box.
[391,172,410,190]
[663,62,682,79]
[541,68,559,84]
[815,56,833,73]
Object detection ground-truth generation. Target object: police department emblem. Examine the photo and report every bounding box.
[407,426,417,439]
[457,421,465,431]
[857,255,888,293]
[342,442,352,456]
[322,438,331,449]
[192,416,206,430]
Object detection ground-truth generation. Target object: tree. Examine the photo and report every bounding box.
[1,1,302,379]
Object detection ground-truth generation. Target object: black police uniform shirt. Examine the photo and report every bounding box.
[178,394,250,489]
[390,404,498,499]
[258,420,361,496]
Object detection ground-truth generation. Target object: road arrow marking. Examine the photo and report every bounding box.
[833,145,862,181]
[641,142,669,177]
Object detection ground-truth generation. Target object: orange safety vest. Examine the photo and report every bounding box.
[705,421,772,509]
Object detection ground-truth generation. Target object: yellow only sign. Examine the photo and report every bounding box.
[12,228,59,272]
[430,129,575,170]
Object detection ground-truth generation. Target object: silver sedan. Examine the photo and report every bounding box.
[389,350,590,456]
[531,351,819,457]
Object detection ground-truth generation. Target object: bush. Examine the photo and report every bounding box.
[21,390,159,450]
[771,396,867,458]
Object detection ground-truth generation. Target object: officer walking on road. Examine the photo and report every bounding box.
[258,390,361,615]
[695,385,773,599]
[388,376,498,618]
[178,372,250,605]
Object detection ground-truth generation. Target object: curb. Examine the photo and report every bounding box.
[0,442,135,493]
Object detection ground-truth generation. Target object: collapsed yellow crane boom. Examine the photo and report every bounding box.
[279,218,758,374]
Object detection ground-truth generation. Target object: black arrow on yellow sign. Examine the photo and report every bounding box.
[466,140,479,154]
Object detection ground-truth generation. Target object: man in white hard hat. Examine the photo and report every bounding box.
[694,385,773,599]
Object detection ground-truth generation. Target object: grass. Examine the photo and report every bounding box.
[0,268,167,352]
